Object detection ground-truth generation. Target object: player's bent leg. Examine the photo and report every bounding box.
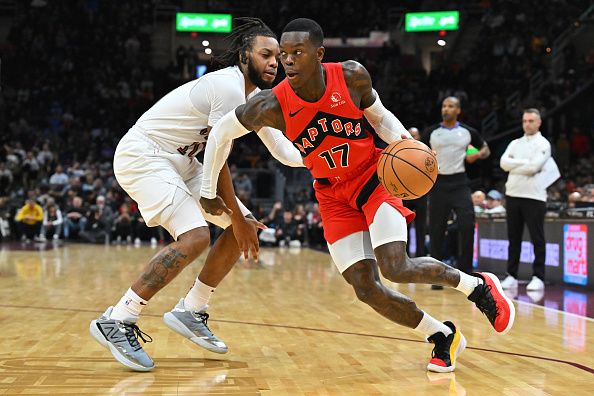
[341,260,466,372]
[91,185,212,370]
[163,226,240,354]
[132,226,210,299]
[374,241,460,287]
[342,259,424,327]
[369,203,514,334]
[329,232,466,371]
[91,226,210,371]
[163,195,253,354]
[198,225,241,288]
[369,203,459,287]
[195,197,250,288]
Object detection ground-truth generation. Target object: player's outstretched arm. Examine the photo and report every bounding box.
[257,127,304,167]
[342,60,411,142]
[200,90,284,214]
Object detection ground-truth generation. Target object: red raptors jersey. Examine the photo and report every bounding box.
[272,63,376,179]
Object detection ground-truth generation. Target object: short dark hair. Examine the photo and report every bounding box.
[523,108,541,118]
[214,17,276,68]
[282,18,324,46]
[443,96,461,108]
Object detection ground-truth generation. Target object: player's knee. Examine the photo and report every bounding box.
[177,227,210,259]
[375,243,408,281]
[351,277,384,306]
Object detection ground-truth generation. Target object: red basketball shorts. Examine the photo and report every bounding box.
[313,149,415,244]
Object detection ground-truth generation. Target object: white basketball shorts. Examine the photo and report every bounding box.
[113,128,250,240]
[327,202,408,273]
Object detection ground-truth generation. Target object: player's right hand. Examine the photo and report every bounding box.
[199,196,233,216]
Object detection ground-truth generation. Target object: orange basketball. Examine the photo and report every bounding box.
[377,139,438,200]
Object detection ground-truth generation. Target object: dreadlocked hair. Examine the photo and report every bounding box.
[213,17,276,68]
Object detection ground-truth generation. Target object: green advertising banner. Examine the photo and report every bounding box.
[405,11,459,32]
[176,13,232,33]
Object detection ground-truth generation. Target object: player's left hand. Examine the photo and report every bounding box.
[401,133,413,140]
[200,196,232,216]
[232,217,267,261]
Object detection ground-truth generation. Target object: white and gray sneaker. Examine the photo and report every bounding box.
[526,276,545,291]
[90,307,155,371]
[500,275,518,289]
[163,298,228,354]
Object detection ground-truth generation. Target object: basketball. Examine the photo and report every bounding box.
[377,139,438,200]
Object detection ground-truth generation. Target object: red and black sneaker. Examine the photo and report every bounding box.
[426,321,466,373]
[468,272,516,335]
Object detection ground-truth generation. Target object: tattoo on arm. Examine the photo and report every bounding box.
[140,247,188,289]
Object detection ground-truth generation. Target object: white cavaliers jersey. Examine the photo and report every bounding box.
[133,66,257,156]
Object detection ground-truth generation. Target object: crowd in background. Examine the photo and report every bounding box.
[1,0,593,247]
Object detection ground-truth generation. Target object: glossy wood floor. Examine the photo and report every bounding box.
[0,244,593,395]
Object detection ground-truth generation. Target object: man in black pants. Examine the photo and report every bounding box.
[499,109,551,291]
[422,97,490,282]
[404,127,428,257]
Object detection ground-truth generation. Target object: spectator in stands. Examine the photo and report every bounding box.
[95,195,114,225]
[0,197,12,240]
[36,184,53,207]
[264,201,284,227]
[133,215,159,247]
[485,190,506,214]
[472,190,487,213]
[113,202,134,244]
[234,173,253,199]
[292,204,308,245]
[22,152,40,189]
[567,191,582,208]
[15,199,44,242]
[275,210,304,248]
[306,202,324,247]
[37,143,54,174]
[0,163,13,196]
[80,205,110,244]
[40,202,63,241]
[64,196,88,239]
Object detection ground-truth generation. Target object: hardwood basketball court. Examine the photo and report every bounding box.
[0,244,592,394]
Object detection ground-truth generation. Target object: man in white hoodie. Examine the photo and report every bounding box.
[499,108,551,291]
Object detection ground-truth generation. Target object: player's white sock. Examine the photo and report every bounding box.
[455,271,483,296]
[184,279,215,312]
[110,287,147,322]
[414,312,453,338]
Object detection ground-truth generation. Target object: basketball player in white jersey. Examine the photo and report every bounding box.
[90,18,304,371]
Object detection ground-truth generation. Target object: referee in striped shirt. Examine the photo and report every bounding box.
[422,97,490,276]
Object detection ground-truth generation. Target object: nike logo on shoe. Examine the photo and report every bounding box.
[289,108,304,117]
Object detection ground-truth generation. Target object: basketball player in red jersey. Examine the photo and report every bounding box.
[199,19,514,372]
